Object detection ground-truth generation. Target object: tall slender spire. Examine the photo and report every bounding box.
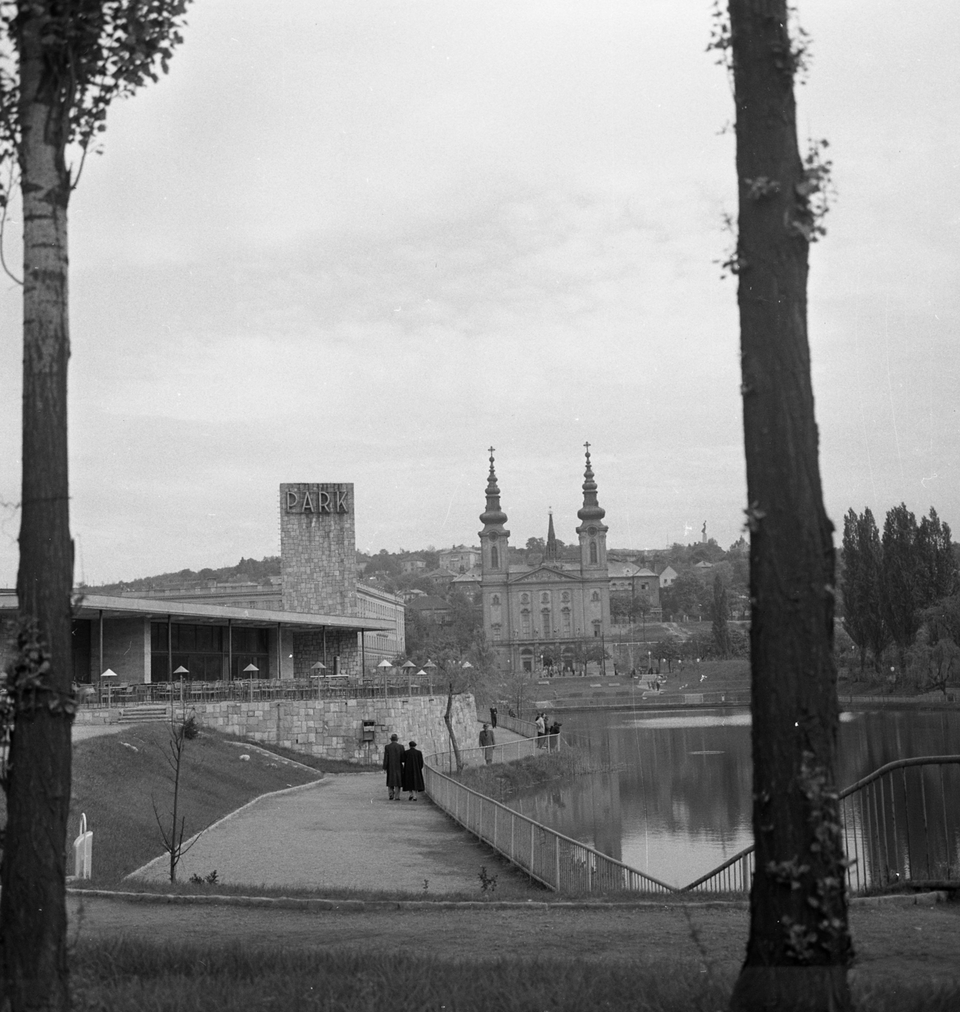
[576,441,606,526]
[544,509,559,563]
[479,446,508,528]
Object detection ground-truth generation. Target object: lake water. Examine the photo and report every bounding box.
[503,707,960,889]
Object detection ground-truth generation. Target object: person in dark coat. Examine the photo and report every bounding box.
[402,740,425,800]
[479,723,495,763]
[382,733,404,800]
[489,706,498,728]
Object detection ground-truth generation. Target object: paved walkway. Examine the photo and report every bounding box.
[126,723,532,894]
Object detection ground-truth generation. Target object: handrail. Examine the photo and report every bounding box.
[838,755,960,798]
[424,740,677,895]
[683,755,960,894]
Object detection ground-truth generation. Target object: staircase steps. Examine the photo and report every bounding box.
[118,704,170,723]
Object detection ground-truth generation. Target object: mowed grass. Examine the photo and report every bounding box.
[67,938,960,1012]
[68,723,326,883]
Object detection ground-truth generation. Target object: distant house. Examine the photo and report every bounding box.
[657,565,678,588]
[450,571,481,597]
[406,594,452,625]
[423,567,458,593]
[608,562,661,614]
[400,558,427,574]
[438,545,481,574]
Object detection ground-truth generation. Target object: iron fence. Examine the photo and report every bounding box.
[73,678,446,708]
[424,742,676,896]
[683,755,960,896]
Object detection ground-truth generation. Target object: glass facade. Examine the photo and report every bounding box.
[150,622,270,681]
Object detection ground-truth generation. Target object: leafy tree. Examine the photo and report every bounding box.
[0,4,191,1008]
[711,575,731,658]
[840,508,889,672]
[722,2,853,1007]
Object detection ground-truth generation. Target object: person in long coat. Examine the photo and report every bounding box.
[401,740,425,800]
[382,733,404,800]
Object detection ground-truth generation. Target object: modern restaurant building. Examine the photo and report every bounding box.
[0,482,404,691]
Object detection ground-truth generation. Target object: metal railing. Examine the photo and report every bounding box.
[424,740,676,896]
[73,678,447,708]
[683,755,960,896]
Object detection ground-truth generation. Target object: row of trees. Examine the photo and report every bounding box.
[841,505,957,680]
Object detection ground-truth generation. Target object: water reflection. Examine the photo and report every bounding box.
[504,707,960,889]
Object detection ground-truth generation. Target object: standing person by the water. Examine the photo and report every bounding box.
[535,712,546,748]
[479,723,495,763]
[383,733,404,800]
[402,741,425,800]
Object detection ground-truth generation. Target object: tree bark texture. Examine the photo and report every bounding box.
[0,5,74,1010]
[727,2,853,1009]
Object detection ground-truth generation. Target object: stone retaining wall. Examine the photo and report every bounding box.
[190,693,477,763]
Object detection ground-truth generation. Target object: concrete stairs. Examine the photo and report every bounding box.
[118,704,170,723]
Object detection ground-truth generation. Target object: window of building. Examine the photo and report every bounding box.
[492,623,501,641]
[561,607,571,633]
[591,591,600,603]
[520,592,530,604]
[590,540,598,564]
[149,622,271,682]
[541,592,550,604]
[521,608,531,635]
[561,591,570,603]
[491,546,499,569]
[541,609,551,637]
[592,620,601,638]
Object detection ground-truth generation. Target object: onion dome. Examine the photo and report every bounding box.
[479,448,508,527]
[576,443,606,524]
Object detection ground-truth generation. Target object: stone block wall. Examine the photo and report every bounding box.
[280,482,357,617]
[194,693,477,763]
[292,628,359,678]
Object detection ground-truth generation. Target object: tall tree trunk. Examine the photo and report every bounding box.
[0,7,74,1010]
[727,3,853,1009]
[444,682,463,773]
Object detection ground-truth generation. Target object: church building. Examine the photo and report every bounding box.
[479,445,612,674]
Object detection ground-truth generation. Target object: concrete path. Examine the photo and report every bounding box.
[128,724,533,895]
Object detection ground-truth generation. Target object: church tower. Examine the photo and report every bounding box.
[479,448,511,661]
[478,447,510,573]
[576,443,608,572]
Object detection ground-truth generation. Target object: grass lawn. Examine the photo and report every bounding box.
[67,723,329,883]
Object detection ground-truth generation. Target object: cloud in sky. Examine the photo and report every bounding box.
[1,0,958,584]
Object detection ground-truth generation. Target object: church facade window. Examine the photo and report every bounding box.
[590,540,598,564]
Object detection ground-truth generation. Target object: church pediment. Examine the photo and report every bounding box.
[510,566,578,584]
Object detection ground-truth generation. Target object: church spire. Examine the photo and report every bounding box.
[479,447,508,528]
[544,509,559,564]
[576,441,606,526]
[479,447,510,574]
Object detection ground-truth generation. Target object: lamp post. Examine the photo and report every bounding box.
[243,663,259,702]
[377,657,392,698]
[100,668,118,708]
[424,659,437,694]
[401,659,416,695]
[311,661,327,699]
[173,664,188,709]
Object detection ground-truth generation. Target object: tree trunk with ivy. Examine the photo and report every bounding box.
[443,682,464,773]
[726,2,853,1009]
[0,7,75,1010]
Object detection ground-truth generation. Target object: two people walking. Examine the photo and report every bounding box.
[383,733,425,801]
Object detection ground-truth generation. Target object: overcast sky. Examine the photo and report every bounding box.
[1,1,958,586]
